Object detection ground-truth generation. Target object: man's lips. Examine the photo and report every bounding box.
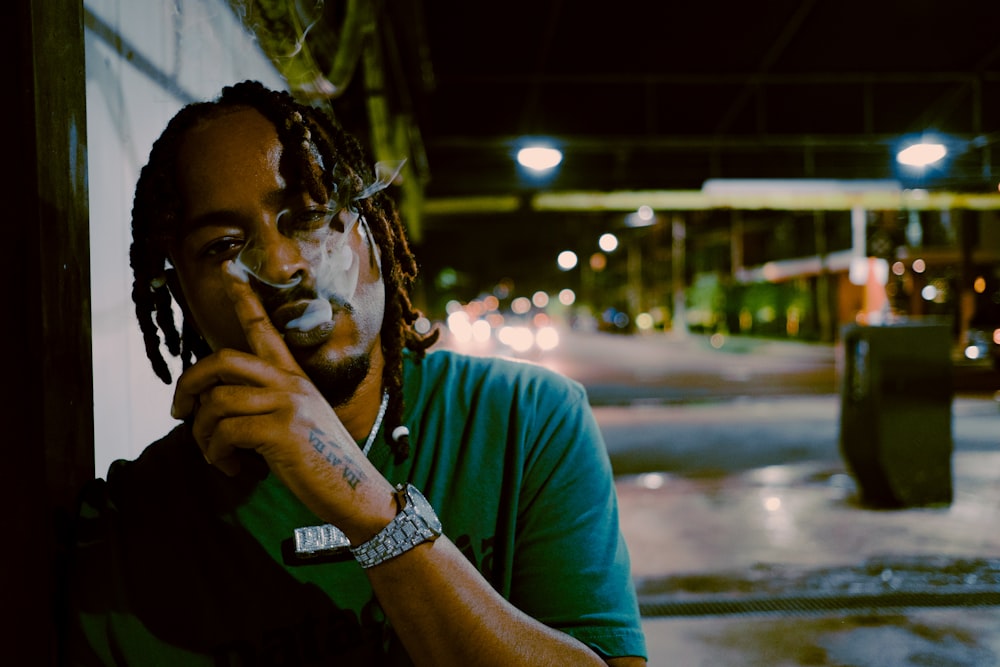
[270,301,310,331]
[284,322,335,348]
[270,300,336,348]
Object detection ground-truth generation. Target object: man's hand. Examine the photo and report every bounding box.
[169,262,395,541]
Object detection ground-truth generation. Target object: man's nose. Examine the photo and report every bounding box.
[239,227,312,289]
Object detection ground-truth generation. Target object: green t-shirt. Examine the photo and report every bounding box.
[67,349,647,664]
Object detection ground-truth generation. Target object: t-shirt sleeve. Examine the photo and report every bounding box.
[510,373,648,660]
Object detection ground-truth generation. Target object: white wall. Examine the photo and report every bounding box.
[85,0,285,476]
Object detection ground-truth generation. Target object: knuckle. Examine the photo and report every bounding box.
[288,374,314,393]
[197,384,223,408]
[211,418,236,445]
[192,419,213,451]
[243,310,276,334]
[215,348,241,363]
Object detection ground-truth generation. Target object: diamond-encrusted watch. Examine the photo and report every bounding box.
[351,483,443,569]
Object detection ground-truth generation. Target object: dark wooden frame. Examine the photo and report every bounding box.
[4,1,93,663]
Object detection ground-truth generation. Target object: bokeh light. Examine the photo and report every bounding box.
[557,250,578,271]
[598,233,618,252]
[536,326,560,350]
[511,296,532,314]
[498,325,533,352]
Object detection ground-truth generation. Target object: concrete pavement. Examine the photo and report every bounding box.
[443,328,1000,663]
[605,397,1000,666]
[598,395,1000,476]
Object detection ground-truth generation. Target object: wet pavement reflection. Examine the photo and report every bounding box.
[641,608,1000,667]
[606,401,1000,665]
[617,453,1000,578]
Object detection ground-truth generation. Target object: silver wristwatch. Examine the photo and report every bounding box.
[351,483,443,569]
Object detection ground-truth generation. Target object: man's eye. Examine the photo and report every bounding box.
[200,237,244,258]
[282,207,336,232]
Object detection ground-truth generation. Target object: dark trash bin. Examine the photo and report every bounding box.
[839,322,954,508]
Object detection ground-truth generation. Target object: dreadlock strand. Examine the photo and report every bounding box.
[152,285,181,357]
[132,283,172,384]
[130,99,221,384]
[223,81,331,207]
[179,319,208,371]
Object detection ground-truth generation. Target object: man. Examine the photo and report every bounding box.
[67,81,647,665]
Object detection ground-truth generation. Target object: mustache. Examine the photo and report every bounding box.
[253,279,354,317]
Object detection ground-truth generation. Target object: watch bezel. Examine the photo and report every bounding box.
[404,484,443,535]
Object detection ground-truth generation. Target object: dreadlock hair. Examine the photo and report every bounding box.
[130,80,438,462]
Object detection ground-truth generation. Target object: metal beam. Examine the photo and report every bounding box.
[424,189,1000,215]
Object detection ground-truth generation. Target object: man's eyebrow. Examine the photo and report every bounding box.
[180,188,290,233]
[178,210,247,237]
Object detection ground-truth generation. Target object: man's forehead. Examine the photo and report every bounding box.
[179,108,281,169]
[175,109,287,216]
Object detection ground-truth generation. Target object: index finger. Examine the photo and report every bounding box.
[223,260,301,372]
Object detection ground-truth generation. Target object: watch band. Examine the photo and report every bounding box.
[351,483,442,569]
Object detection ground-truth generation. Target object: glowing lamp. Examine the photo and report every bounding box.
[896,143,947,167]
[517,146,563,171]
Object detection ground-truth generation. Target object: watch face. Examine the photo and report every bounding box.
[407,485,443,534]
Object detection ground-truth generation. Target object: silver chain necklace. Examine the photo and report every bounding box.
[361,391,389,457]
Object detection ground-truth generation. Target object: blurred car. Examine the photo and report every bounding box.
[442,310,561,357]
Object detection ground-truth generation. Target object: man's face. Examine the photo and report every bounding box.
[168,108,386,401]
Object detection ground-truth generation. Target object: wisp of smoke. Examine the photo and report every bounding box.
[229,159,405,333]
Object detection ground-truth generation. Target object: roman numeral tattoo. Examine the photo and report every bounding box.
[309,430,368,490]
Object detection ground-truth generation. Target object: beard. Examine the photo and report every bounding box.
[256,280,379,408]
[302,351,373,408]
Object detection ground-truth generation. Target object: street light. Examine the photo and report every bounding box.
[516,145,563,172]
[897,142,947,167]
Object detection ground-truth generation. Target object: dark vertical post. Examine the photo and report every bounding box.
[626,234,643,319]
[957,210,976,347]
[4,1,93,663]
[729,209,744,279]
[671,214,688,335]
[814,210,833,342]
